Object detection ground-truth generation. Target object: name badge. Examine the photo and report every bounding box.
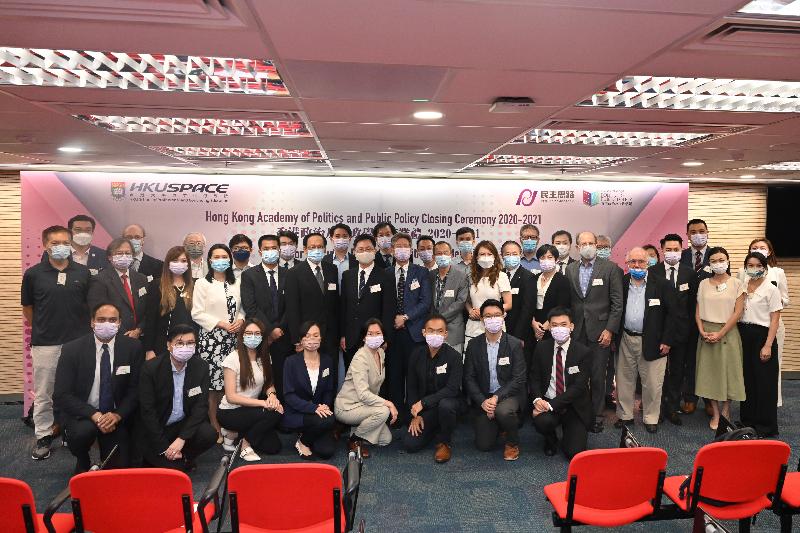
[703,266,712,273]
[89,268,99,276]
[498,356,510,366]
[188,386,202,397]
[57,272,67,285]
[115,365,130,375]
[138,286,147,297]
[322,368,330,378]
[568,366,579,375]
[370,284,381,293]
[679,283,689,292]
[444,289,455,297]
[147,275,154,283]
[436,363,447,374]
[511,287,520,295]
[592,278,604,286]
[716,282,727,293]
[648,298,660,306]
[530,269,541,275]
[328,283,337,291]
[410,279,420,291]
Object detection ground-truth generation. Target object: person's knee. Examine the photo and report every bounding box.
[194,423,218,449]
[438,397,459,416]
[318,415,335,430]
[402,433,424,453]
[371,406,391,423]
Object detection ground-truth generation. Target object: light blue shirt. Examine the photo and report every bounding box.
[520,256,541,272]
[487,337,501,394]
[579,259,595,297]
[167,361,186,425]
[624,276,647,334]
[331,252,351,287]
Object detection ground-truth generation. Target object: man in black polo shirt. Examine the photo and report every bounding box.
[22,225,91,460]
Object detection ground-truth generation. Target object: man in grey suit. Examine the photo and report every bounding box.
[565,231,623,433]
[430,241,469,354]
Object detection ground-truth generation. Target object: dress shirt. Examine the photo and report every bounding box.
[624,276,647,333]
[545,338,571,401]
[262,262,280,283]
[664,263,679,287]
[132,251,144,272]
[331,252,351,286]
[88,336,116,409]
[71,247,89,266]
[520,256,541,272]
[167,361,186,425]
[233,262,251,279]
[578,259,595,297]
[486,336,501,394]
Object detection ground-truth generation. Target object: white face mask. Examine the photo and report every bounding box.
[750,248,770,258]
[710,261,728,275]
[355,251,375,265]
[72,232,93,246]
[579,244,597,260]
[555,244,570,258]
[477,256,495,269]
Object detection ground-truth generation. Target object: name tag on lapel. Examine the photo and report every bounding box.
[511,287,520,295]
[498,356,510,366]
[444,289,455,297]
[410,279,420,291]
[328,283,337,291]
[89,269,99,276]
[147,275,154,283]
[436,363,447,374]
[57,273,67,285]
[592,278,604,286]
[115,365,130,376]
[370,284,381,293]
[188,386,202,397]
[568,366,579,375]
[322,368,330,378]
[648,298,660,306]
[138,286,147,297]
[679,283,689,292]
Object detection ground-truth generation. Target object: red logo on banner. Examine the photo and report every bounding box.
[516,189,538,206]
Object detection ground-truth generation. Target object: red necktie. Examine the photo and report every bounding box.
[555,346,565,396]
[121,273,137,324]
[694,251,701,271]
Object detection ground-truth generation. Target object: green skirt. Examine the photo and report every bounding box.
[695,321,745,402]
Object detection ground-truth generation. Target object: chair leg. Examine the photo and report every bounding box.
[559,525,571,533]
[780,514,792,533]
[738,517,751,533]
[692,509,705,533]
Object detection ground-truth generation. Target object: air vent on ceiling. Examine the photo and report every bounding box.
[688,20,800,55]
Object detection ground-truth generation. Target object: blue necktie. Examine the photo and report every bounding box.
[359,269,366,299]
[268,270,278,318]
[99,343,113,412]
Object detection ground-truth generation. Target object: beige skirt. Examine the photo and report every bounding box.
[695,321,745,402]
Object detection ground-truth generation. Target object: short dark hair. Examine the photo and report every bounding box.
[547,306,572,322]
[416,235,434,248]
[424,313,448,330]
[359,318,385,343]
[501,240,521,253]
[687,219,707,231]
[536,244,559,260]
[298,320,323,345]
[642,244,660,261]
[353,234,376,248]
[434,240,452,252]
[372,221,396,237]
[106,237,134,257]
[303,232,327,247]
[480,299,504,316]
[391,232,412,247]
[328,223,352,237]
[520,224,539,236]
[258,234,279,248]
[68,214,96,231]
[91,302,121,319]
[167,323,196,341]
[744,252,768,269]
[660,233,683,247]
[277,230,299,244]
[455,227,475,239]
[205,243,236,284]
[707,246,731,274]
[228,234,252,249]
[42,225,71,243]
[551,230,572,244]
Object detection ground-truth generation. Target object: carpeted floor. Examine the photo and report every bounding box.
[2,383,799,532]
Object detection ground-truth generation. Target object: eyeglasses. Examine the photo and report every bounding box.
[172,341,195,348]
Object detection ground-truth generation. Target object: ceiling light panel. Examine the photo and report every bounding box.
[479,154,635,168]
[0,47,288,95]
[75,114,310,137]
[752,161,800,170]
[516,129,712,147]
[737,1,800,17]
[150,146,324,161]
[580,76,800,113]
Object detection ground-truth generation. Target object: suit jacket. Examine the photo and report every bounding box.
[464,332,526,407]
[138,354,210,453]
[429,266,469,346]
[532,271,571,324]
[335,347,386,412]
[565,258,624,342]
[135,253,164,281]
[339,265,396,350]
[285,261,340,353]
[649,262,698,343]
[388,263,432,343]
[323,251,359,270]
[620,273,681,360]
[241,264,291,353]
[374,252,394,270]
[282,352,336,428]
[529,337,592,429]
[40,245,109,273]
[87,268,148,333]
[54,333,142,423]
[505,267,536,345]
[680,246,710,272]
[406,344,462,411]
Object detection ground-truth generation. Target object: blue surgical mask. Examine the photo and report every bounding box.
[521,239,537,253]
[458,241,474,255]
[503,255,521,270]
[307,248,325,263]
[647,257,657,267]
[630,268,647,280]
[596,248,611,260]
[210,258,230,272]
[435,255,451,268]
[261,249,279,264]
[243,334,262,349]
[49,244,71,260]
[128,238,142,254]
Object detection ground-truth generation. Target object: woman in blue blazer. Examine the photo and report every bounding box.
[283,321,336,458]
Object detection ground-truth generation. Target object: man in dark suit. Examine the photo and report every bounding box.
[501,241,536,363]
[430,241,469,353]
[403,314,463,463]
[87,238,148,338]
[138,324,215,471]
[464,299,527,461]
[123,223,163,282]
[54,303,142,472]
[551,230,576,275]
[39,214,109,274]
[323,222,359,287]
[372,221,396,269]
[615,247,680,434]
[530,307,592,459]
[241,234,292,399]
[565,231,624,433]
[340,234,396,368]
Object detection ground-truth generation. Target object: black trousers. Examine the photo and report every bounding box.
[739,323,779,437]
[217,406,282,454]
[270,339,297,402]
[384,328,424,422]
[662,342,689,414]
[143,420,217,470]
[64,417,129,471]
[577,330,611,421]
[533,407,588,460]
[298,414,336,458]
[683,328,700,403]
[402,397,461,452]
[473,397,520,450]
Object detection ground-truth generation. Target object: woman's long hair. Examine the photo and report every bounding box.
[748,237,778,268]
[235,318,272,391]
[470,240,502,287]
[159,246,194,316]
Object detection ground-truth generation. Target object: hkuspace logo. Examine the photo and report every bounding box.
[111,181,231,204]
[515,189,538,206]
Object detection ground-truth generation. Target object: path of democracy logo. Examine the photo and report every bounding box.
[583,191,600,207]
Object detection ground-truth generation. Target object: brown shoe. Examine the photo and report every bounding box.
[680,401,696,415]
[434,443,451,463]
[348,439,370,458]
[51,423,61,438]
[503,444,520,461]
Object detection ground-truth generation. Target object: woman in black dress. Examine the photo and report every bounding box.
[531,244,571,344]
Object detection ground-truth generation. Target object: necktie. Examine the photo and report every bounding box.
[669,266,676,287]
[694,251,701,271]
[435,275,447,309]
[559,261,565,274]
[121,273,137,324]
[99,343,113,412]
[555,346,565,396]
[315,265,325,292]
[132,258,140,272]
[359,269,366,298]
[385,254,393,267]
[397,267,406,314]
[283,261,290,269]
[268,270,278,318]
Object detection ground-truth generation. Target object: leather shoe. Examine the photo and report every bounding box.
[666,412,683,426]
[614,418,633,429]
[591,421,604,433]
[434,443,451,463]
[348,439,370,459]
[544,437,558,457]
[645,424,658,434]
[680,401,696,414]
[503,444,520,461]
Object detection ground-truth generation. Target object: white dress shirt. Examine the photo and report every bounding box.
[546,338,570,400]
[89,336,116,409]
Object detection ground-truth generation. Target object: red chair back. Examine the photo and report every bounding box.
[228,464,345,530]
[689,440,790,506]
[0,478,39,533]
[566,448,667,510]
[69,468,194,532]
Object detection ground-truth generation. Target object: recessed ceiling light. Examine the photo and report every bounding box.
[682,161,704,167]
[412,98,431,103]
[738,0,800,18]
[480,155,636,168]
[75,114,311,138]
[752,161,800,171]
[413,111,444,120]
[150,146,325,161]
[740,174,756,178]
[511,169,529,175]
[517,129,712,147]
[58,146,83,153]
[257,164,274,169]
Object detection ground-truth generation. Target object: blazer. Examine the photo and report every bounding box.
[282,352,335,428]
[388,263,432,343]
[141,280,196,354]
[240,265,288,333]
[620,273,682,361]
[138,354,210,453]
[335,346,386,412]
[463,332,527,408]
[428,266,470,346]
[339,265,397,350]
[374,252,394,270]
[680,246,710,272]
[40,245,109,273]
[322,251,359,270]
[192,277,244,332]
[54,333,143,423]
[505,267,536,345]
[529,337,592,429]
[532,271,571,324]
[285,260,340,353]
[406,343,462,411]
[565,258,624,342]
[649,262,698,342]
[87,267,148,333]
[135,253,164,281]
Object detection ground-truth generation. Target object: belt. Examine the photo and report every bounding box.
[623,328,643,337]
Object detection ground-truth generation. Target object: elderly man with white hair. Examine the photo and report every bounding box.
[614,247,681,434]
[183,232,208,280]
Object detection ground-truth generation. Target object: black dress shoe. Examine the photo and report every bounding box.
[666,412,683,426]
[591,421,604,433]
[645,424,658,434]
[544,435,558,456]
[614,419,633,429]
[604,395,616,410]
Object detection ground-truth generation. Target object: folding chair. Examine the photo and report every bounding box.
[543,447,668,532]
[343,449,365,533]
[0,478,74,533]
[771,455,800,533]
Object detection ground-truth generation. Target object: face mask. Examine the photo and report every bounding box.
[630,268,647,280]
[539,258,556,272]
[690,233,708,248]
[169,261,189,275]
[664,251,681,266]
[210,258,230,272]
[171,344,195,362]
[355,251,375,265]
[521,239,537,253]
[419,249,434,263]
[72,232,92,246]
[746,267,765,278]
[333,238,350,251]
[243,334,262,349]
[128,239,142,254]
[394,247,411,262]
[111,254,133,270]
[458,241,474,255]
[186,244,204,258]
[647,257,658,267]
[503,255,521,270]
[376,236,392,250]
[302,338,321,352]
[579,245,597,260]
[232,249,250,263]
[711,261,728,275]
[93,321,119,341]
[750,248,770,258]
[279,244,296,261]
[551,326,571,344]
[435,255,451,268]
[483,316,504,334]
[596,248,611,260]
[262,249,280,264]
[307,249,325,263]
[49,244,72,260]
[364,335,384,349]
[477,256,495,269]
[555,244,570,258]
[425,334,445,349]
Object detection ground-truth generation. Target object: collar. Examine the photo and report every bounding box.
[307,258,322,270]
[262,262,278,274]
[359,262,375,276]
[692,245,708,256]
[116,268,130,279]
[485,332,503,346]
[94,335,117,352]
[555,338,571,353]
[395,263,408,275]
[507,267,518,278]
[580,258,595,268]
[170,359,186,375]
[133,251,143,261]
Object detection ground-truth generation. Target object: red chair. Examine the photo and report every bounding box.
[0,478,74,533]
[663,440,790,533]
[543,447,668,531]
[772,463,800,532]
